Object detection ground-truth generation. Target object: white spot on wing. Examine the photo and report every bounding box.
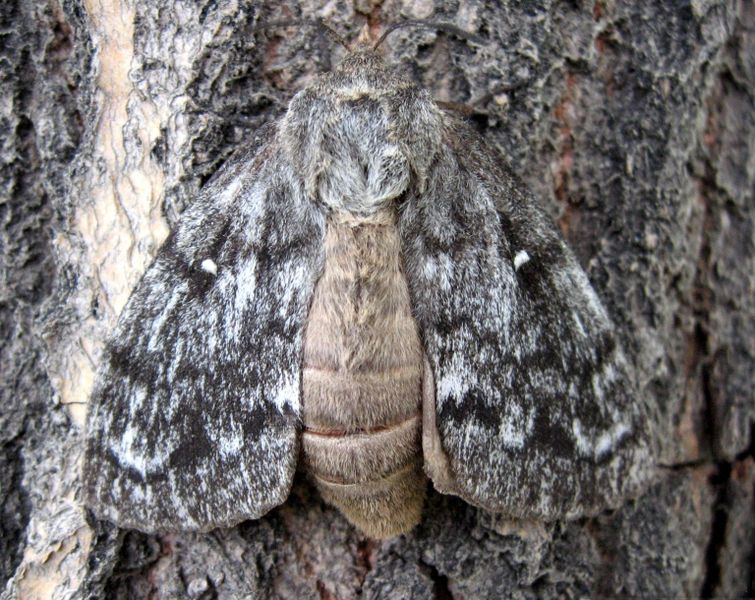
[437,350,475,403]
[499,403,536,450]
[201,258,218,275]
[572,419,631,459]
[217,425,243,459]
[513,250,530,271]
[273,375,300,412]
[595,423,630,456]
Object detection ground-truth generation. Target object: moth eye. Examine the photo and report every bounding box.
[513,250,531,271]
[200,258,218,276]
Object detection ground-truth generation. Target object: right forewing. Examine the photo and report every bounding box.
[402,115,653,520]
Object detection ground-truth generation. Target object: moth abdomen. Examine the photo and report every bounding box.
[300,366,422,431]
[300,211,426,538]
[301,415,420,484]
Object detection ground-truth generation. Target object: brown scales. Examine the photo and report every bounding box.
[300,209,427,539]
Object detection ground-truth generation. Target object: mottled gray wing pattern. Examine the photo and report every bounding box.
[84,126,325,533]
[402,115,652,520]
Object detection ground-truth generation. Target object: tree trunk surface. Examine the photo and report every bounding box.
[1,1,753,598]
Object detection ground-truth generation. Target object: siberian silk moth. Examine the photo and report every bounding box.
[83,40,652,539]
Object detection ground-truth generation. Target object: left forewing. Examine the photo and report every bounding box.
[84,134,326,533]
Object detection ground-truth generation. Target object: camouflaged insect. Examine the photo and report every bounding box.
[83,46,652,539]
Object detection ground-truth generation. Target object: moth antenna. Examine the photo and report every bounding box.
[256,18,349,51]
[373,20,484,51]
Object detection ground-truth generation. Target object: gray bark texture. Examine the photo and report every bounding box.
[1,0,753,598]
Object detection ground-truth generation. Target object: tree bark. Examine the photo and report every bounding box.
[2,1,753,598]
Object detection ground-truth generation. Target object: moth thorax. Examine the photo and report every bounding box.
[300,209,426,538]
[315,99,410,215]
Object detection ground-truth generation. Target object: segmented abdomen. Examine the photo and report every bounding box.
[300,210,426,539]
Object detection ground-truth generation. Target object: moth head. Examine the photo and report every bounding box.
[282,49,442,216]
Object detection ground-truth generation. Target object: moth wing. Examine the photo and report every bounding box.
[84,126,325,533]
[402,115,653,520]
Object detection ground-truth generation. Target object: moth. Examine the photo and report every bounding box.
[83,43,652,539]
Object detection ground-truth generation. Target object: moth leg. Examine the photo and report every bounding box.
[421,354,459,496]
